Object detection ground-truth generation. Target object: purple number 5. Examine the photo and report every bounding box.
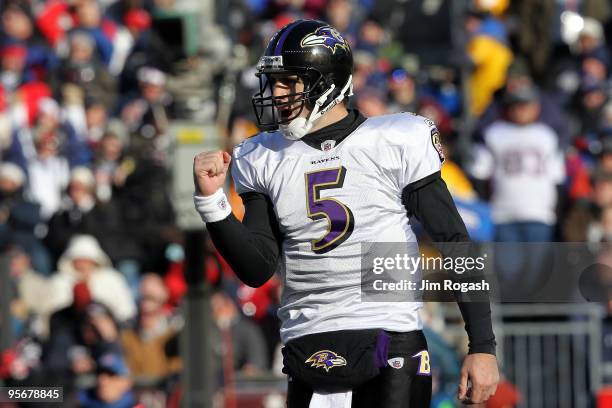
[305,166,355,254]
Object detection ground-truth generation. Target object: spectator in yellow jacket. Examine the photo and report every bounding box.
[466,10,513,116]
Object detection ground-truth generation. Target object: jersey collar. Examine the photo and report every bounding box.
[300,109,367,151]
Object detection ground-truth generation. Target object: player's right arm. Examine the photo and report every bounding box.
[193,150,281,288]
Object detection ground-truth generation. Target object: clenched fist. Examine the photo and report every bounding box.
[193,151,232,196]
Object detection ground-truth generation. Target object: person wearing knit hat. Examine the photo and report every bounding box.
[37,97,61,121]
[0,164,26,224]
[121,65,171,144]
[70,166,95,189]
[24,96,71,220]
[123,9,151,33]
[0,43,28,92]
[67,166,96,211]
[58,234,113,276]
[578,17,605,53]
[45,167,97,263]
[119,7,173,94]
[50,235,136,323]
[0,163,26,190]
[574,17,611,82]
[137,66,166,87]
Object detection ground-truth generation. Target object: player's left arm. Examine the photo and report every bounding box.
[403,174,499,404]
[399,116,499,404]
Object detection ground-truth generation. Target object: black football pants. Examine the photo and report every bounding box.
[286,330,432,407]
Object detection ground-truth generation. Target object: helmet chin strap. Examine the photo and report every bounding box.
[280,75,353,141]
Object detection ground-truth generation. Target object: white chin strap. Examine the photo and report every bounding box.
[280,75,353,141]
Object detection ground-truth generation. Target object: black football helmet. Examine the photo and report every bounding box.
[252,19,353,138]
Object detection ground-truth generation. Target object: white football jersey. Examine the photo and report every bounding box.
[231,113,444,343]
[470,121,565,224]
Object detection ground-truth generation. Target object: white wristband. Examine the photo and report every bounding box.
[193,188,232,223]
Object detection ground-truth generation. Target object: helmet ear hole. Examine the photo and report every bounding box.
[298,71,322,107]
[316,78,330,96]
[308,74,333,102]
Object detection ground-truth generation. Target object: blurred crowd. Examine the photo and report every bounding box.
[1,0,612,406]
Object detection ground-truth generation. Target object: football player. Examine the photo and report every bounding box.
[193,19,499,407]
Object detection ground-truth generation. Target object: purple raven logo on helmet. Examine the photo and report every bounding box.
[305,350,347,372]
[300,27,349,54]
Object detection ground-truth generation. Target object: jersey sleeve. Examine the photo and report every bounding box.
[230,141,265,195]
[399,115,445,188]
